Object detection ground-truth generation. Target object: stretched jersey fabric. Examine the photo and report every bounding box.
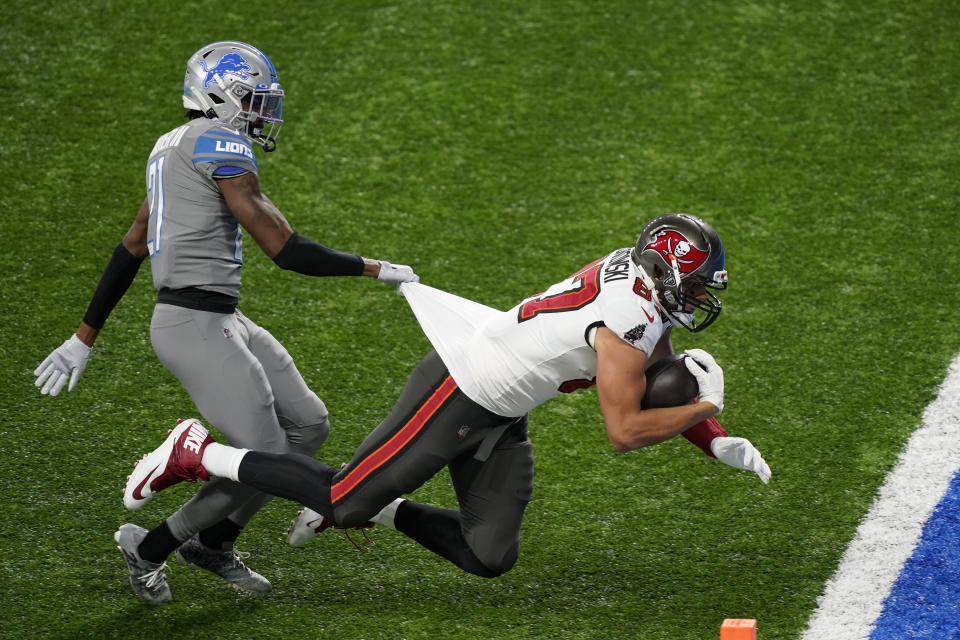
[401,247,669,417]
[145,118,259,298]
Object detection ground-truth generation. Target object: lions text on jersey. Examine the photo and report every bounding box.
[145,118,258,298]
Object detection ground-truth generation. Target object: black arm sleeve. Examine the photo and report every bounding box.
[272,232,364,277]
[82,243,145,330]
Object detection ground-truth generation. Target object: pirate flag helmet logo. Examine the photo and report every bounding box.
[630,213,728,332]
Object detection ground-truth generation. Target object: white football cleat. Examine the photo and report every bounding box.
[286,507,376,549]
[286,507,329,547]
[124,418,214,510]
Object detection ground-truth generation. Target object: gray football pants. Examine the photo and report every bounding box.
[151,304,330,542]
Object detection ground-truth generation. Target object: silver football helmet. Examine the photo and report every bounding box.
[631,213,728,332]
[182,41,284,151]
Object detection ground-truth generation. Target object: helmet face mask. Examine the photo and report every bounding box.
[243,88,283,151]
[631,213,728,332]
[183,41,284,151]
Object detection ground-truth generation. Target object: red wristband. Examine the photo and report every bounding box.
[681,416,728,457]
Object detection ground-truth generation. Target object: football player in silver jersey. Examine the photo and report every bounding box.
[32,41,418,604]
[123,213,770,584]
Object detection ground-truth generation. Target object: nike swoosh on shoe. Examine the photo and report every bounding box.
[132,465,161,500]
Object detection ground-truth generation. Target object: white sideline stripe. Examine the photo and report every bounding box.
[800,352,960,640]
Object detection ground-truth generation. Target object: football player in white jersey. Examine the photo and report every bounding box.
[32,41,418,604]
[124,213,770,581]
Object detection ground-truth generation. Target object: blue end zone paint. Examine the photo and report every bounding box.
[802,353,960,639]
[870,469,960,640]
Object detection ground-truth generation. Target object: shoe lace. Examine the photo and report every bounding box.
[339,523,375,551]
[230,549,251,566]
[208,547,250,569]
[138,562,167,590]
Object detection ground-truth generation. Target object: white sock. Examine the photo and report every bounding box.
[369,498,405,529]
[200,442,249,481]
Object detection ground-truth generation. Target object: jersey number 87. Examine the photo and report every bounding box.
[517,258,604,323]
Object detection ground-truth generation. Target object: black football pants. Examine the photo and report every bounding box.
[238,351,534,576]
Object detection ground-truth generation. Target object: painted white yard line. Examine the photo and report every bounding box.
[800,352,960,640]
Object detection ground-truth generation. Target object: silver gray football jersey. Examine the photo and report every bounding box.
[145,118,259,298]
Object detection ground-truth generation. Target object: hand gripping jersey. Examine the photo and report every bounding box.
[401,247,670,417]
[145,118,259,298]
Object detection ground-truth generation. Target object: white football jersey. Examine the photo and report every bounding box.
[401,247,670,417]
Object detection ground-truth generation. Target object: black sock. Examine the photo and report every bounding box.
[238,451,337,521]
[137,521,181,564]
[199,517,243,551]
[393,501,498,577]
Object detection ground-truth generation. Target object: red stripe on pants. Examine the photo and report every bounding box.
[331,376,458,503]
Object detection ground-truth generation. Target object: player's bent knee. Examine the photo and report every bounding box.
[285,417,330,456]
[472,542,519,578]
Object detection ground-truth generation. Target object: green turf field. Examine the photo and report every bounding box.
[3,1,959,638]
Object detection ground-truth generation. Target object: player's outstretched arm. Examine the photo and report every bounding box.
[680,348,771,482]
[219,173,417,284]
[711,436,772,483]
[595,327,717,452]
[34,198,150,396]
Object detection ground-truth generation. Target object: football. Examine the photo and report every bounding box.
[641,353,699,409]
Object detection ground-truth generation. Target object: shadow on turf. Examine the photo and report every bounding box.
[50,593,269,640]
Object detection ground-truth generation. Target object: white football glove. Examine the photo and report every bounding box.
[711,436,772,484]
[377,261,420,285]
[684,348,724,413]
[34,334,92,396]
